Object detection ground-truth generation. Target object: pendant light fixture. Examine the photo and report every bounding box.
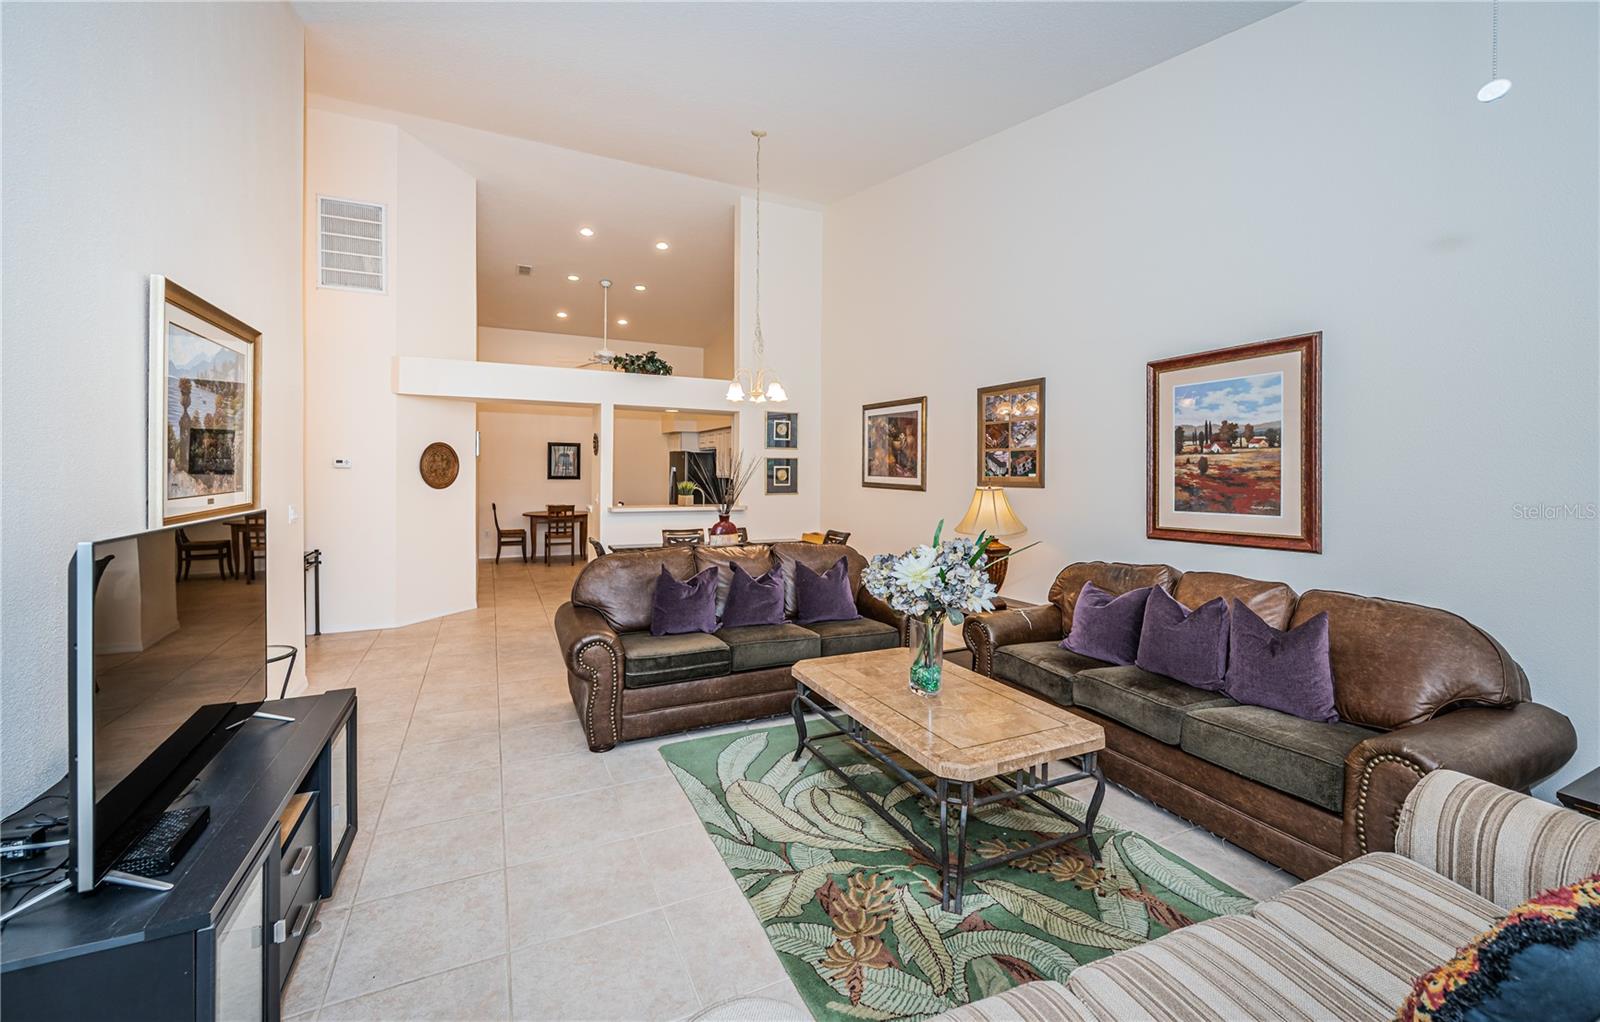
[1477,0,1512,102]
[726,130,787,403]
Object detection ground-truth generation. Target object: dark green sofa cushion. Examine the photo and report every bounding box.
[1181,705,1380,812]
[619,631,732,688]
[801,617,900,657]
[715,623,822,673]
[992,641,1110,706]
[1073,665,1235,745]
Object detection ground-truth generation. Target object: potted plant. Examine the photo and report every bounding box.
[610,351,673,376]
[687,449,759,544]
[675,481,698,506]
[863,520,1036,695]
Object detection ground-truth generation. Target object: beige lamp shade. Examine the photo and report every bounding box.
[954,486,1026,538]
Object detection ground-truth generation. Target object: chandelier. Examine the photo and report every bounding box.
[726,130,787,403]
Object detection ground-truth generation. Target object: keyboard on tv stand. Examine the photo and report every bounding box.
[114,805,210,878]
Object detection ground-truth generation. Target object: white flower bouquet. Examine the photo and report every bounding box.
[863,520,1035,694]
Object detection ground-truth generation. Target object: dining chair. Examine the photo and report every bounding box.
[734,527,749,543]
[823,530,851,545]
[545,505,578,565]
[243,521,267,583]
[491,503,527,564]
[661,528,705,546]
[588,538,608,559]
[176,528,233,580]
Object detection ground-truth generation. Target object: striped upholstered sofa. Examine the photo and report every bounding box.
[928,770,1600,1021]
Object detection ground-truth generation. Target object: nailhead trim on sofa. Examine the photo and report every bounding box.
[1354,753,1426,853]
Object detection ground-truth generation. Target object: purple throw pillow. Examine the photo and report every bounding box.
[1224,602,1338,722]
[1134,587,1229,691]
[794,557,859,624]
[721,564,786,628]
[1061,582,1151,665]
[650,565,719,636]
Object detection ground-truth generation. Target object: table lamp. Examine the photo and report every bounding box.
[954,486,1027,592]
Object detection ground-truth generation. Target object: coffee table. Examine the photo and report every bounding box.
[790,647,1106,911]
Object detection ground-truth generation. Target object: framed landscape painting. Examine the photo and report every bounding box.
[147,276,260,527]
[547,442,581,479]
[1148,332,1321,552]
[862,397,927,490]
[977,378,1045,488]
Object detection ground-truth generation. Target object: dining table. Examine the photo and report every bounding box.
[523,509,591,561]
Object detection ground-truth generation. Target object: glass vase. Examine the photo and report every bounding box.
[909,613,944,696]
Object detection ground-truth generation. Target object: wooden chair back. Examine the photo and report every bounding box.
[823,530,851,545]
[662,528,705,546]
[546,505,577,538]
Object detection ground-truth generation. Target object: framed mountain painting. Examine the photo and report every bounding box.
[147,276,260,527]
[1147,332,1321,552]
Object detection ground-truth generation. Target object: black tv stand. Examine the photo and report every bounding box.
[0,690,357,1022]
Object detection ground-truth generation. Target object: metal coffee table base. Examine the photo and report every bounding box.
[791,683,1106,912]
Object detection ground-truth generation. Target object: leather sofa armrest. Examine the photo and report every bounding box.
[857,591,908,646]
[963,605,1064,677]
[554,602,626,752]
[1342,701,1577,860]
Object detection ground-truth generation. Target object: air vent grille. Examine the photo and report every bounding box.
[318,197,385,292]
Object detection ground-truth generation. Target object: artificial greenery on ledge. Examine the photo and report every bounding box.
[610,351,673,375]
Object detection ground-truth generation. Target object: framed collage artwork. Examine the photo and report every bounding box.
[977,378,1045,488]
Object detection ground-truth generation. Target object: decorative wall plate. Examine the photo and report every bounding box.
[419,442,460,489]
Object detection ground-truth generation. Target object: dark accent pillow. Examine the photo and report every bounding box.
[794,557,859,625]
[721,564,786,629]
[1223,601,1337,722]
[1060,582,1151,665]
[1134,586,1229,691]
[1398,874,1600,1022]
[650,566,718,636]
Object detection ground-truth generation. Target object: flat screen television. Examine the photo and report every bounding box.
[66,512,267,892]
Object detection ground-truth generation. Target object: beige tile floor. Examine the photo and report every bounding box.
[287,560,1298,1021]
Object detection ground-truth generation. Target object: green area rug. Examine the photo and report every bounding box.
[659,723,1255,1022]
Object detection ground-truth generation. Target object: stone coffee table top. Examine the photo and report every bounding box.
[791,647,1104,783]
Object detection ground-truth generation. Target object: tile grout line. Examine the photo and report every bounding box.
[314,614,438,1010]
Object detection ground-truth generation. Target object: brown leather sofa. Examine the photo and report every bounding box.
[964,561,1577,879]
[554,542,905,752]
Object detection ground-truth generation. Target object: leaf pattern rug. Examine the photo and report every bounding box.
[659,723,1255,1021]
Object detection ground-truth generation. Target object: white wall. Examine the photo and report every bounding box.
[820,2,1599,797]
[305,108,478,632]
[478,326,706,378]
[0,2,306,813]
[612,408,675,507]
[475,403,599,558]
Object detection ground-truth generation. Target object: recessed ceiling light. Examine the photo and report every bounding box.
[665,408,680,413]
[567,274,580,282]
[556,311,569,319]
[578,227,595,237]
[633,284,647,291]
[616,318,629,326]
[654,241,670,251]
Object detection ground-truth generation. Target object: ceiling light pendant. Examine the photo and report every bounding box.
[1477,0,1512,102]
[727,129,787,404]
